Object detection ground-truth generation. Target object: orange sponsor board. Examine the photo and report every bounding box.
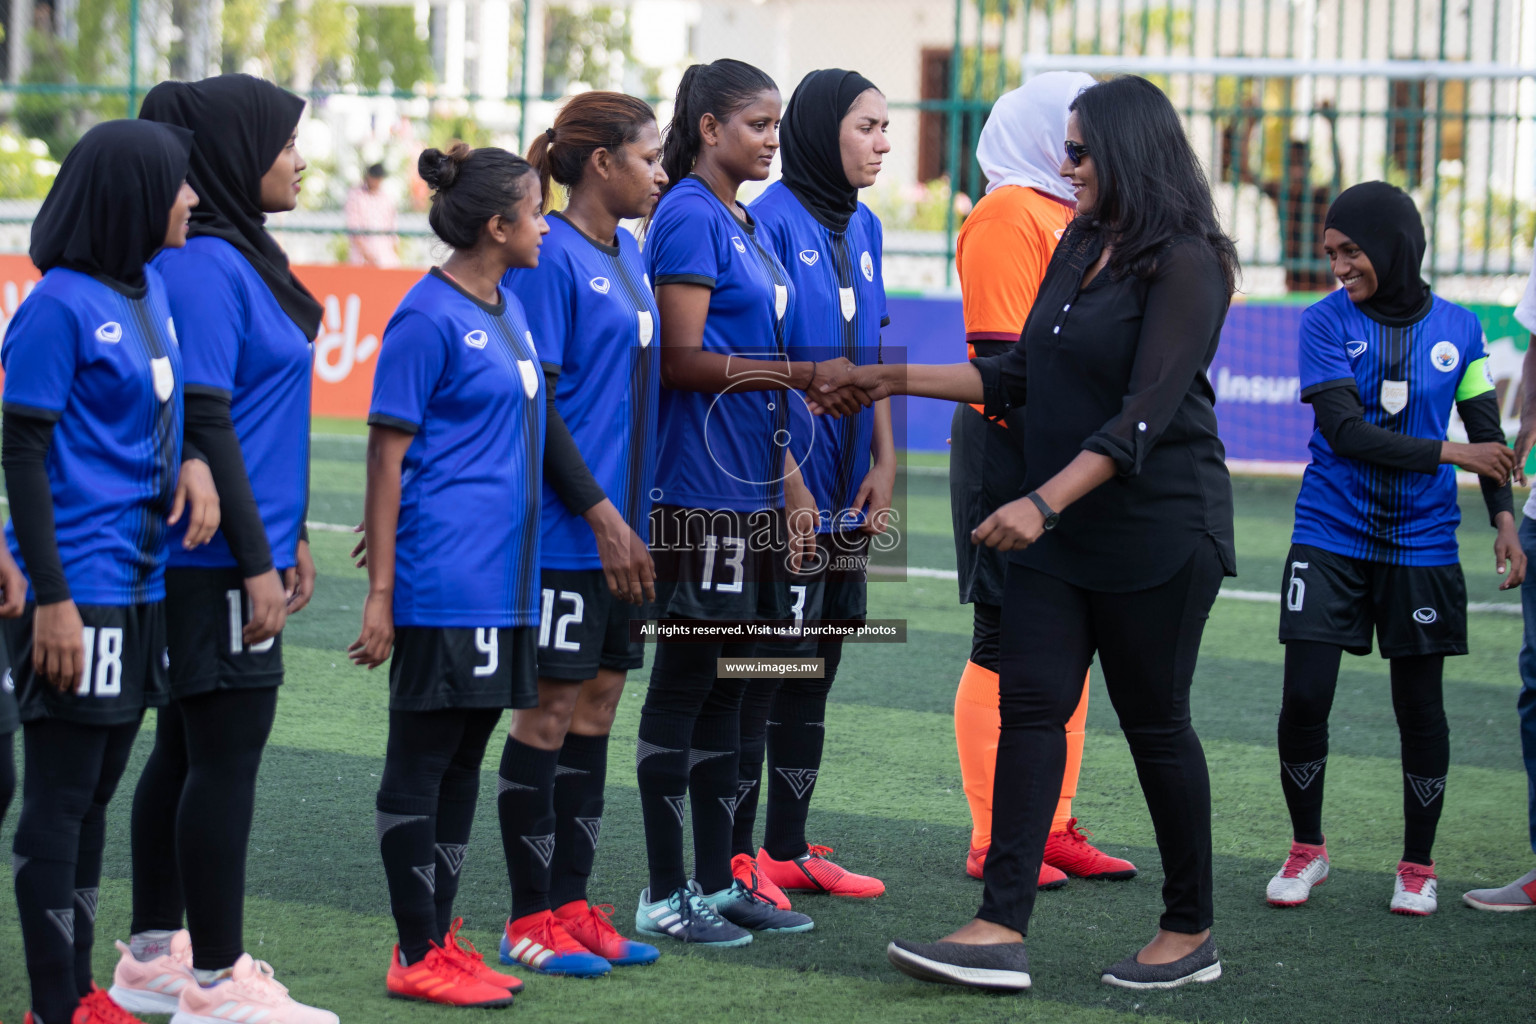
[0,254,420,420]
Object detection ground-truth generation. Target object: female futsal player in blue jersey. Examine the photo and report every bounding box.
[496,91,667,973]
[634,57,869,946]
[3,118,216,1024]
[350,143,546,1007]
[124,74,336,1024]
[732,68,893,907]
[1267,181,1523,916]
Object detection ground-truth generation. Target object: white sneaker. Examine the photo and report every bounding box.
[169,952,339,1024]
[1391,860,1438,916]
[109,929,195,1014]
[1265,840,1330,906]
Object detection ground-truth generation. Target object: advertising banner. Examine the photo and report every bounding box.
[1,255,1524,466]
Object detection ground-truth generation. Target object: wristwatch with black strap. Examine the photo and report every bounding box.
[1025,490,1060,530]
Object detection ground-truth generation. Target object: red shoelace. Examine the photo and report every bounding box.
[1397,863,1436,893]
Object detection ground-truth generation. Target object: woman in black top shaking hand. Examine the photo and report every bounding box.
[845,76,1238,992]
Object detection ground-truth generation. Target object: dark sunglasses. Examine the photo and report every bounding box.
[1064,140,1089,166]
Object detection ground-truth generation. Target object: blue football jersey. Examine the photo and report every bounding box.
[154,237,312,571]
[646,175,796,512]
[369,269,545,627]
[1293,290,1495,566]
[2,267,184,604]
[503,213,660,570]
[751,182,889,532]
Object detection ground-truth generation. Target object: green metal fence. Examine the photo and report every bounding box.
[1,0,1532,292]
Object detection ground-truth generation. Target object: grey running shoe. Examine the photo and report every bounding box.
[1101,935,1221,990]
[1462,867,1536,912]
[886,938,1031,992]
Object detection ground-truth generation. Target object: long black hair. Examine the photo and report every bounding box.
[417,142,536,249]
[1070,76,1239,295]
[659,58,778,196]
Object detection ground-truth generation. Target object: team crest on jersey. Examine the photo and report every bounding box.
[1380,378,1408,416]
[1346,339,1367,358]
[464,329,488,349]
[589,277,611,295]
[731,236,747,254]
[799,250,819,266]
[151,357,174,402]
[517,358,540,399]
[774,284,788,321]
[860,250,874,282]
[1430,340,1459,373]
[839,286,857,323]
[637,310,654,348]
[95,321,122,344]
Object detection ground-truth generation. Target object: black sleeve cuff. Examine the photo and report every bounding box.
[653,273,716,288]
[367,413,420,435]
[1300,377,1358,401]
[970,355,1011,422]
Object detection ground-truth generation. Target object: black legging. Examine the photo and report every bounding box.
[734,643,842,861]
[379,707,501,964]
[969,601,1001,673]
[15,716,141,1024]
[636,641,749,896]
[1277,641,1449,864]
[980,540,1223,937]
[0,730,15,826]
[130,687,278,970]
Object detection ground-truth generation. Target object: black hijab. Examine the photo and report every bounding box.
[139,74,323,338]
[30,119,194,289]
[1324,181,1433,327]
[780,68,879,232]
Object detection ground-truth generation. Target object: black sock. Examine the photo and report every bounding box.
[433,763,478,936]
[15,854,79,1024]
[635,708,693,898]
[690,683,745,894]
[497,737,558,920]
[550,732,609,909]
[1393,656,1449,865]
[376,792,438,965]
[73,804,107,997]
[763,659,836,861]
[1277,641,1340,846]
[732,683,775,857]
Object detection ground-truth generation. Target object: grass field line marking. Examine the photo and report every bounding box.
[869,563,1522,615]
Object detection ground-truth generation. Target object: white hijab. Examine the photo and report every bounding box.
[976,71,1098,202]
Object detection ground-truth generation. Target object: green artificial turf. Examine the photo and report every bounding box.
[0,436,1530,1023]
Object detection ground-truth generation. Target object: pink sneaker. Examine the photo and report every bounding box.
[108,930,194,1015]
[169,953,338,1024]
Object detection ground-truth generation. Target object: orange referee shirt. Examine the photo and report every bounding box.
[955,185,1074,419]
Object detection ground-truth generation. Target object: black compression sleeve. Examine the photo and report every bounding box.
[182,436,207,465]
[541,366,607,517]
[184,390,274,577]
[1,414,69,603]
[1307,384,1442,474]
[1456,390,1516,526]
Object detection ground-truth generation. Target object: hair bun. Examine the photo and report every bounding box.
[418,142,472,191]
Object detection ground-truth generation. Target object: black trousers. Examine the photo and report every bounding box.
[979,539,1223,937]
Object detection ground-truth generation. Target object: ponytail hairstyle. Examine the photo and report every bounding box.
[659,58,778,197]
[417,142,537,249]
[525,92,658,210]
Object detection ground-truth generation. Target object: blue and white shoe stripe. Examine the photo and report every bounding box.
[633,887,752,947]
